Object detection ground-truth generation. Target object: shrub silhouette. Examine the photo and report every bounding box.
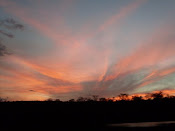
[132,95,143,101]
[99,98,107,102]
[46,98,53,101]
[92,95,99,101]
[1,91,175,103]
[0,97,8,102]
[76,97,87,102]
[118,93,129,101]
[151,91,163,100]
[55,99,61,102]
[68,99,75,102]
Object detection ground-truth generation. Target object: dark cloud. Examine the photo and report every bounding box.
[0,18,24,30]
[0,18,24,38]
[0,18,24,56]
[0,43,11,56]
[0,30,13,38]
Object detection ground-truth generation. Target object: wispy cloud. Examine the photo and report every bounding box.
[83,23,175,97]
[0,0,75,45]
[0,18,24,30]
[0,55,82,100]
[99,0,147,32]
[0,18,24,56]
[0,30,13,38]
[0,43,10,56]
[102,24,175,82]
[1,0,175,100]
[79,0,147,43]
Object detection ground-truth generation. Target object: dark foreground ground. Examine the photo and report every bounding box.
[1,100,175,131]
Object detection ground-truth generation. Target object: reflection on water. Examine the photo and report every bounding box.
[108,121,175,127]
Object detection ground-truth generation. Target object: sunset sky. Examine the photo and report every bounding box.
[0,0,175,101]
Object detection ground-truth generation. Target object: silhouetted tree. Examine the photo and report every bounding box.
[145,93,152,100]
[99,98,107,102]
[132,95,143,101]
[151,91,163,100]
[107,99,114,102]
[169,96,175,99]
[118,93,129,101]
[77,97,87,102]
[68,99,75,102]
[0,97,8,102]
[46,98,53,101]
[86,98,94,102]
[55,99,61,102]
[92,95,99,101]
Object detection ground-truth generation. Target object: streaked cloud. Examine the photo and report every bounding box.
[0,43,10,56]
[0,0,175,100]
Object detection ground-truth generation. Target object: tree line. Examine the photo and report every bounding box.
[1,91,174,102]
[44,91,175,102]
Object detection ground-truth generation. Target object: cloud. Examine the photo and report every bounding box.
[99,0,147,32]
[78,23,175,97]
[0,55,83,100]
[0,18,24,56]
[0,0,75,45]
[0,18,24,30]
[1,0,175,101]
[102,23,175,82]
[0,43,11,56]
[0,30,13,38]
[78,0,147,44]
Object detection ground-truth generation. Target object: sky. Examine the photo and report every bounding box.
[0,0,175,101]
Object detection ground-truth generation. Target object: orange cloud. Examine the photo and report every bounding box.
[76,0,147,83]
[137,80,155,88]
[159,67,175,77]
[160,89,175,96]
[98,54,109,82]
[1,0,175,101]
[138,67,175,88]
[0,55,83,101]
[103,24,175,81]
[0,0,148,84]
[0,0,114,84]
[143,70,157,80]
